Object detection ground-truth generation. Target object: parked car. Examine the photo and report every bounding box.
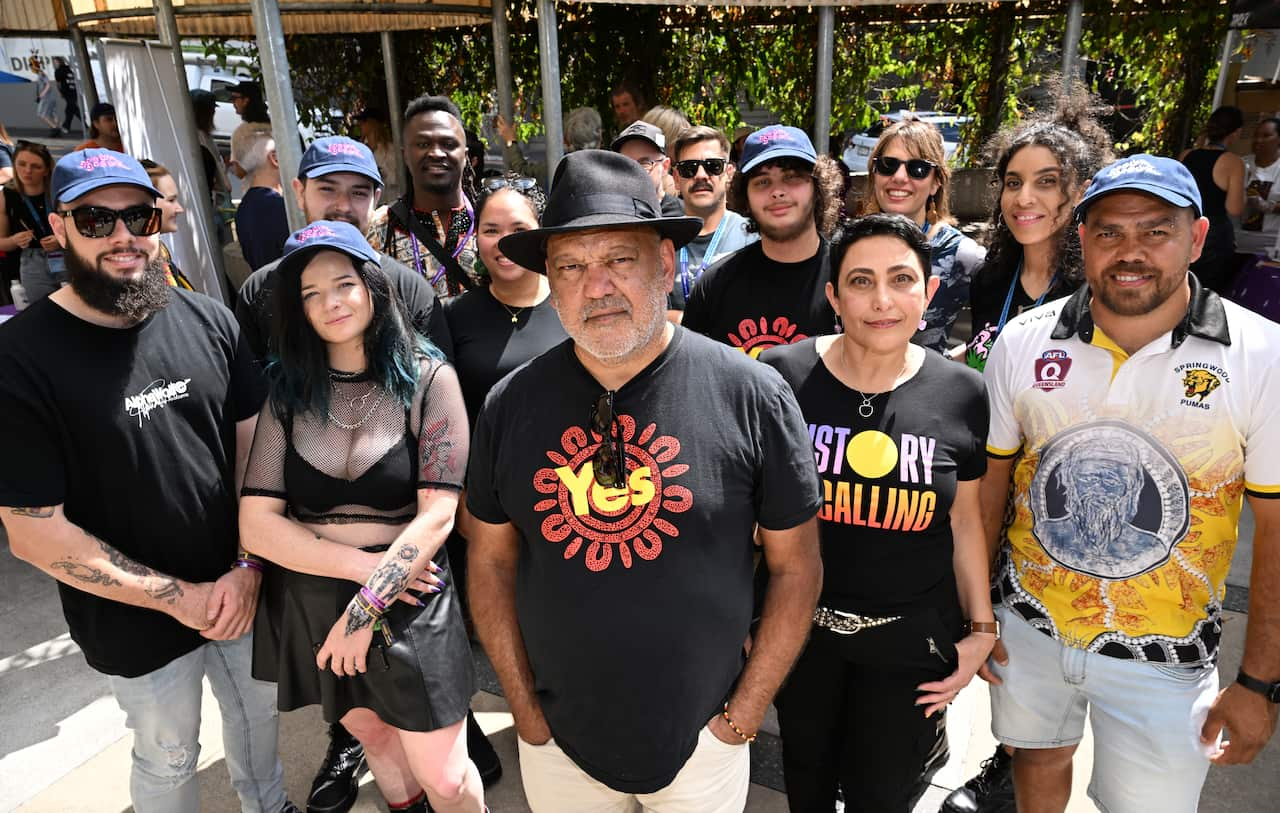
[842,110,974,168]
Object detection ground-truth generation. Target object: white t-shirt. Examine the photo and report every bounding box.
[1240,154,1280,254]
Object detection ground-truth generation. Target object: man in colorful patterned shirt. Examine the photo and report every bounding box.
[980,154,1280,813]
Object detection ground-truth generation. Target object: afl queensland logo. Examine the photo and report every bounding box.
[1033,350,1071,391]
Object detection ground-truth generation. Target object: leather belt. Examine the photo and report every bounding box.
[813,606,902,635]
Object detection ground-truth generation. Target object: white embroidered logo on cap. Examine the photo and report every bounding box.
[1105,159,1162,179]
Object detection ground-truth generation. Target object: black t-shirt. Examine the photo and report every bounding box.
[761,339,988,615]
[55,64,76,97]
[3,187,54,238]
[234,187,290,272]
[0,291,266,677]
[235,252,453,363]
[467,327,821,793]
[682,239,835,358]
[442,287,567,427]
[965,266,1078,373]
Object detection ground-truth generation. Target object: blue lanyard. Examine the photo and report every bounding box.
[19,192,52,238]
[679,215,731,299]
[997,262,1056,332]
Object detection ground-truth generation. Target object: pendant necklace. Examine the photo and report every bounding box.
[498,301,525,323]
[841,342,909,419]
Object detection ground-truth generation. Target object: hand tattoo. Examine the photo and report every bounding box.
[397,545,418,562]
[11,506,54,518]
[51,560,123,587]
[344,601,374,636]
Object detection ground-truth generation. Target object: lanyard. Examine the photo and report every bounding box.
[997,262,1057,332]
[408,200,475,285]
[679,214,731,299]
[19,192,52,239]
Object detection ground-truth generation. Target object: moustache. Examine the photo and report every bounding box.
[1104,262,1156,277]
[690,182,714,194]
[581,296,631,320]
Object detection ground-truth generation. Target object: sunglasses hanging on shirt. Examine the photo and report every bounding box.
[59,205,162,239]
[673,158,727,179]
[589,390,627,490]
[872,156,938,181]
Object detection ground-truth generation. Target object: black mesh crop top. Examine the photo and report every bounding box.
[242,358,469,525]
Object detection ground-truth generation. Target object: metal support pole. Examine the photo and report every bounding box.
[1211,29,1238,109]
[492,0,515,123]
[814,5,835,154]
[155,0,229,301]
[1062,0,1083,89]
[536,0,564,187]
[250,0,306,231]
[381,31,407,199]
[63,10,99,127]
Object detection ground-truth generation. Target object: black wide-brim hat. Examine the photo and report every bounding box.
[499,149,702,273]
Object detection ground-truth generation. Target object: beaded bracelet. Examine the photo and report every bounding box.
[231,557,264,573]
[722,703,757,743]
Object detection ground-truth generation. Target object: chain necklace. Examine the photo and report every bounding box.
[327,381,386,430]
[840,341,910,419]
[497,300,526,323]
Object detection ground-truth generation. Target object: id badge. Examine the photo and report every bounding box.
[45,250,66,280]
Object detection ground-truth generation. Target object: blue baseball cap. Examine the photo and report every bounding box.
[1075,154,1203,221]
[296,136,383,188]
[52,149,160,205]
[279,220,378,277]
[739,125,817,174]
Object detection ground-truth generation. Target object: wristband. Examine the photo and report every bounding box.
[352,591,384,621]
[721,703,757,743]
[359,586,389,613]
[964,620,1000,637]
[231,557,264,573]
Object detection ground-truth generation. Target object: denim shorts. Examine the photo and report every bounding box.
[988,607,1219,813]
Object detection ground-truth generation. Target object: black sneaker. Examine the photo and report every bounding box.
[940,745,1016,813]
[307,723,368,813]
[467,710,503,787]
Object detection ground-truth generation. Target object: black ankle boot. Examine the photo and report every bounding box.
[941,745,1016,813]
[466,710,503,787]
[307,723,368,813]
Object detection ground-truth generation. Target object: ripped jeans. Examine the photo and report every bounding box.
[107,633,286,813]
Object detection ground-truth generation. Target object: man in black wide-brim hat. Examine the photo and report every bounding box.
[464,149,824,810]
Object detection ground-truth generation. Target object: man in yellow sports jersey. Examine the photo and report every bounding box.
[978,155,1280,813]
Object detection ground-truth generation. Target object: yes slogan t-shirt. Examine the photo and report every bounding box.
[682,239,835,358]
[467,327,822,793]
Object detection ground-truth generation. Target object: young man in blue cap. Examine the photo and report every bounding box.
[681,124,845,358]
[0,149,293,812]
[978,154,1280,813]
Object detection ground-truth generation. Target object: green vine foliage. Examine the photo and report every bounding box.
[210,0,1231,166]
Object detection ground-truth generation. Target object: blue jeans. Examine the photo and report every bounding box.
[106,633,287,813]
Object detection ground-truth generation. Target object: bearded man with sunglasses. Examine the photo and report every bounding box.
[667,126,758,318]
[465,149,823,811]
[0,149,296,813]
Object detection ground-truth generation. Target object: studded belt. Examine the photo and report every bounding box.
[813,606,903,635]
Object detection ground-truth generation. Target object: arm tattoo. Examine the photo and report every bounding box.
[146,579,184,603]
[11,506,55,518]
[397,545,419,562]
[344,600,374,636]
[369,561,410,602]
[91,533,154,578]
[420,418,458,482]
[51,561,123,587]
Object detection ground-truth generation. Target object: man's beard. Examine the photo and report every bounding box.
[756,198,817,243]
[1093,261,1186,317]
[64,245,170,323]
[1073,497,1129,553]
[683,183,726,219]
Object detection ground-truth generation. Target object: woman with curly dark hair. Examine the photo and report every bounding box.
[960,85,1113,373]
[684,125,843,355]
[860,117,986,354]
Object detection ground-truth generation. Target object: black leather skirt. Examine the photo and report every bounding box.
[252,546,474,732]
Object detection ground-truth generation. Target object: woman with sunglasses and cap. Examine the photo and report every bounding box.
[442,173,566,614]
[760,213,995,813]
[860,117,985,354]
[239,221,484,813]
[1,140,65,305]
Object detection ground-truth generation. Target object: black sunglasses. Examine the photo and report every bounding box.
[481,176,538,194]
[589,391,627,490]
[674,158,727,179]
[872,156,938,180]
[59,205,162,239]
